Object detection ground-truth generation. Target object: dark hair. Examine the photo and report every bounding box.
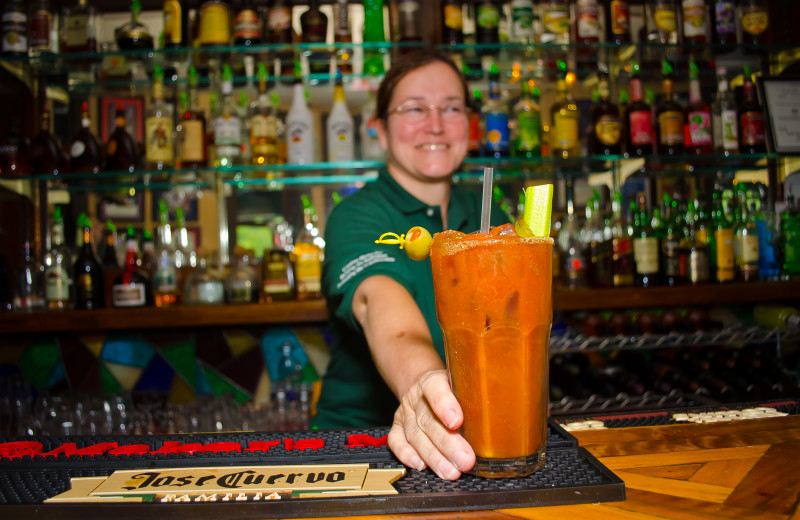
[375,48,469,121]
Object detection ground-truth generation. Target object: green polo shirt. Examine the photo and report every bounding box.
[314,170,510,429]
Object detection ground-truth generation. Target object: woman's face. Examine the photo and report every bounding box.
[377,61,468,184]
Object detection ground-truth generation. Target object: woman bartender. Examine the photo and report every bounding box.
[313,49,509,480]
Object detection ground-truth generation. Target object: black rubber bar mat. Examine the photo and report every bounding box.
[0,419,625,517]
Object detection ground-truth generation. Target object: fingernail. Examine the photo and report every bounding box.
[444,409,458,429]
[453,450,469,471]
[414,458,426,472]
[438,461,458,480]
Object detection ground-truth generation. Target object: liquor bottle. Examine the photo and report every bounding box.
[294,195,323,300]
[300,0,330,81]
[162,0,183,48]
[648,0,678,43]
[780,194,800,280]
[225,249,258,303]
[514,80,542,158]
[145,65,174,171]
[139,228,155,277]
[550,62,579,159]
[250,63,284,166]
[12,240,45,312]
[333,0,352,74]
[69,101,102,174]
[2,0,27,56]
[112,226,151,308]
[660,193,684,286]
[153,200,180,307]
[711,0,736,46]
[685,62,712,156]
[483,63,510,158]
[174,207,196,271]
[681,0,708,43]
[73,213,104,310]
[267,0,295,82]
[574,0,600,44]
[606,0,631,44]
[707,191,734,282]
[363,0,386,76]
[44,207,72,310]
[262,247,295,302]
[753,195,779,281]
[558,181,586,289]
[441,0,464,45]
[585,191,614,288]
[115,0,154,51]
[360,87,384,161]
[28,0,53,56]
[711,67,738,155]
[611,191,634,287]
[591,74,621,156]
[213,64,243,167]
[396,0,422,46]
[184,254,224,305]
[738,66,766,154]
[739,0,769,45]
[30,101,63,175]
[467,88,483,158]
[59,0,98,55]
[753,305,800,332]
[509,0,535,43]
[632,192,660,287]
[656,61,684,156]
[625,62,653,157]
[178,65,207,168]
[326,72,355,162]
[105,104,139,173]
[233,0,261,46]
[0,120,30,178]
[475,0,501,53]
[286,77,316,165]
[197,0,230,46]
[733,185,759,282]
[101,220,120,268]
[540,0,570,44]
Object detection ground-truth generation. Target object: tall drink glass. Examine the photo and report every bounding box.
[430,227,553,478]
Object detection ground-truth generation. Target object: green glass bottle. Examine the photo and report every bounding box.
[660,193,684,286]
[708,191,735,283]
[780,193,800,279]
[733,185,759,282]
[632,193,660,287]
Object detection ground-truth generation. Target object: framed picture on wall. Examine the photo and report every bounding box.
[98,193,144,222]
[757,76,800,153]
[99,96,144,143]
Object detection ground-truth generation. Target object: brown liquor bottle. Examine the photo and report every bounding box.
[333,0,352,74]
[105,104,139,173]
[268,0,295,83]
[738,66,766,154]
[591,74,622,155]
[655,61,684,156]
[30,101,64,175]
[606,0,631,44]
[178,66,208,168]
[300,0,330,81]
[69,101,103,174]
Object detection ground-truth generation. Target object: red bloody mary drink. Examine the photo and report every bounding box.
[430,224,553,478]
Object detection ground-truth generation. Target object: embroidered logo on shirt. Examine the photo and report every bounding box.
[337,252,396,289]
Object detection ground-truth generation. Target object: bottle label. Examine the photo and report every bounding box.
[687,249,710,283]
[654,6,677,32]
[682,0,706,37]
[510,3,534,41]
[485,113,510,152]
[443,5,463,30]
[633,237,659,274]
[714,228,734,281]
[251,114,270,138]
[214,116,242,156]
[715,2,736,36]
[295,252,322,293]
[163,1,182,44]
[589,239,614,286]
[264,277,292,294]
[234,9,261,40]
[629,110,653,146]
[477,5,500,30]
[553,113,578,149]
[468,112,482,152]
[64,13,89,47]
[287,120,314,164]
[268,7,291,32]
[2,12,27,52]
[517,111,541,151]
[70,140,87,159]
[662,235,681,276]
[195,281,224,303]
[154,266,178,292]
[741,7,768,36]
[227,279,253,303]
[740,112,765,146]
[576,1,600,39]
[659,110,684,145]
[688,110,712,146]
[198,3,231,45]
[328,120,354,162]
[543,5,569,38]
[595,115,621,146]
[146,116,174,163]
[612,236,634,286]
[112,283,146,307]
[740,234,759,264]
[609,1,630,35]
[29,10,51,48]
[180,119,205,163]
[74,272,94,300]
[720,109,739,150]
[45,265,71,301]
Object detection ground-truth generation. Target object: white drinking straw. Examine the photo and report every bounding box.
[480,167,493,233]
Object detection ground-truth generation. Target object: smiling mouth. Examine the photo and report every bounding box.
[418,144,449,151]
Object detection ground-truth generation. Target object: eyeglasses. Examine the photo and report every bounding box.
[388,102,469,123]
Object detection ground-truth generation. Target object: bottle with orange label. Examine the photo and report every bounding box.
[606,0,631,44]
[739,0,769,45]
[656,60,684,156]
[293,195,324,301]
[591,73,621,156]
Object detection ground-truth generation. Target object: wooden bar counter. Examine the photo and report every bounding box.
[323,415,800,520]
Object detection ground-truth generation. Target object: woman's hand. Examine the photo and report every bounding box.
[388,369,475,480]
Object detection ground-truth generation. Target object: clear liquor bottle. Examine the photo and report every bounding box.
[711,67,738,155]
[112,226,151,308]
[225,249,258,304]
[145,65,174,171]
[558,181,587,289]
[153,200,180,307]
[174,207,196,271]
[213,64,243,167]
[44,207,73,310]
[13,240,45,312]
[184,253,225,305]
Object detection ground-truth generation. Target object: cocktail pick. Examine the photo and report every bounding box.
[375,226,433,260]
